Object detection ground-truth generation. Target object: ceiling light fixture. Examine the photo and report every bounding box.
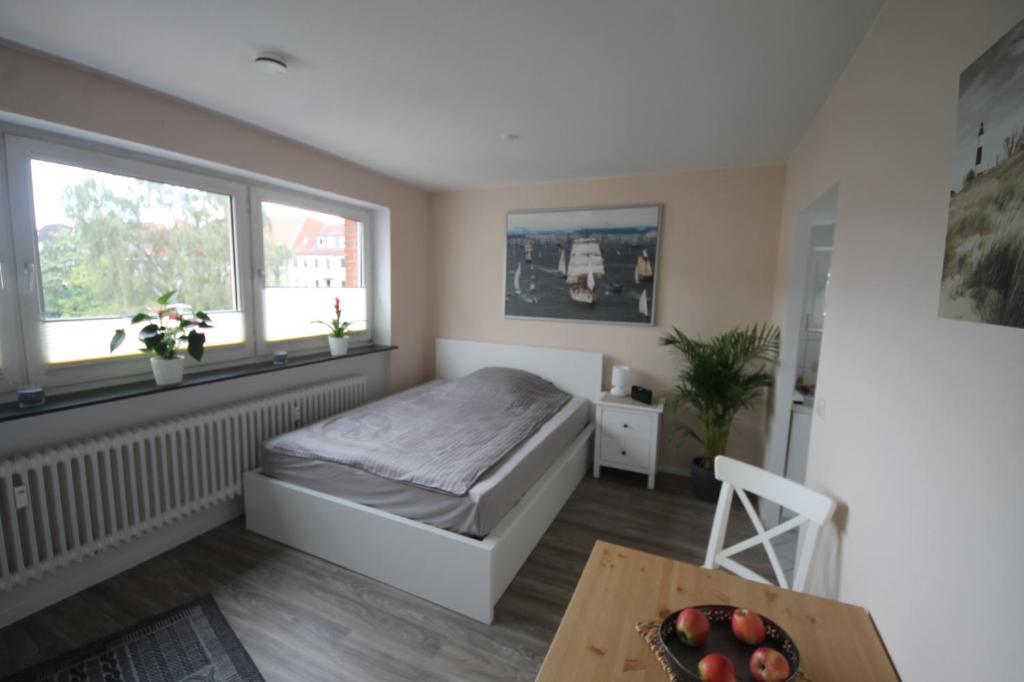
[255,54,288,75]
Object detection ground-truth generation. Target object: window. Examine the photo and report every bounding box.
[257,196,370,345]
[25,159,246,365]
[0,130,374,394]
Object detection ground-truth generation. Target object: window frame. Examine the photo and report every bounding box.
[0,122,379,401]
[250,185,373,356]
[0,134,30,393]
[3,134,258,390]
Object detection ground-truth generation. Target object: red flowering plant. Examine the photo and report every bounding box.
[315,297,351,338]
[109,289,213,361]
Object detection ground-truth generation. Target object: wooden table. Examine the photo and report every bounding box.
[536,541,899,681]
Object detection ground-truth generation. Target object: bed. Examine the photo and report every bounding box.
[244,338,602,623]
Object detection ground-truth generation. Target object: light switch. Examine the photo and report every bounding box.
[816,398,827,420]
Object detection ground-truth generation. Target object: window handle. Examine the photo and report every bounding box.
[23,261,36,293]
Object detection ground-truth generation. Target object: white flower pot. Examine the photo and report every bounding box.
[328,336,349,357]
[151,356,185,386]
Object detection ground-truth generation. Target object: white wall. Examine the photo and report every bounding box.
[774,0,1024,677]
[432,167,785,472]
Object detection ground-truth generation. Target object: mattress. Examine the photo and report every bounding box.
[261,388,590,538]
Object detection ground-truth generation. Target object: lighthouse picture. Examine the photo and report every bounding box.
[939,16,1024,330]
[974,121,984,171]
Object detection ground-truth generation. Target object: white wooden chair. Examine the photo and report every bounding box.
[703,456,836,593]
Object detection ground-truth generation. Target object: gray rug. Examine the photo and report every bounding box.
[5,595,264,682]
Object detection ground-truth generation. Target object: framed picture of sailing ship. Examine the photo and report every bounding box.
[505,204,662,325]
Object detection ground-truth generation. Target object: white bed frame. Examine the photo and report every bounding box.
[244,338,602,623]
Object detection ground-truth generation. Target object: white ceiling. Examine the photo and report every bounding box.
[0,1,884,190]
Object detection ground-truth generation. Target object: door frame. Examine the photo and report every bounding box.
[761,184,838,527]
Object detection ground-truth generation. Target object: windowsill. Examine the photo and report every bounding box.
[0,343,396,424]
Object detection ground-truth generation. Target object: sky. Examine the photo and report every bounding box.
[951,16,1024,192]
[30,159,161,227]
[29,159,228,228]
[508,206,660,234]
[27,159,343,230]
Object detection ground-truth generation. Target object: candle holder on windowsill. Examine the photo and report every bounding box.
[17,386,46,409]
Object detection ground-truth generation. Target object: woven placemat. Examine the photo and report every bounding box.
[636,620,685,682]
[635,620,815,682]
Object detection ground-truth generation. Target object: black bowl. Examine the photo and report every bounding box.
[658,605,799,681]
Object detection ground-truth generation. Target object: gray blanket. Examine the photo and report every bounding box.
[263,367,571,495]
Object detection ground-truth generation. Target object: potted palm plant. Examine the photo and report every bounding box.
[110,290,212,386]
[316,296,352,356]
[659,323,781,502]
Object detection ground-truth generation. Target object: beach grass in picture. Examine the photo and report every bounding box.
[505,205,662,325]
[940,16,1024,329]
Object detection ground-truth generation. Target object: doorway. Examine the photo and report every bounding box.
[762,184,838,528]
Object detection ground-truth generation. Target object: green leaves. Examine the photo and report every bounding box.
[110,328,126,352]
[138,324,161,339]
[313,319,348,337]
[110,290,212,362]
[186,330,205,362]
[314,299,352,337]
[194,310,213,328]
[660,323,781,458]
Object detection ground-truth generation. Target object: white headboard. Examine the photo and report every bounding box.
[435,338,603,400]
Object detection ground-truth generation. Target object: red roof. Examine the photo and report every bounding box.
[291,218,346,255]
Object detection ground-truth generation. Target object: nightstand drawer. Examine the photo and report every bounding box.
[601,408,655,440]
[599,433,652,470]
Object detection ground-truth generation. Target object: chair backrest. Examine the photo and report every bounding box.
[703,456,836,592]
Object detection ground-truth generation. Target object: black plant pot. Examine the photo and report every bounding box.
[690,457,722,503]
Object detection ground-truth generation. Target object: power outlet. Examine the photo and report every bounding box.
[13,485,28,510]
[291,403,302,425]
[815,397,827,420]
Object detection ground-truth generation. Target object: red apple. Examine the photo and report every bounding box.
[731,608,766,645]
[675,608,711,647]
[749,646,791,682]
[697,653,736,682]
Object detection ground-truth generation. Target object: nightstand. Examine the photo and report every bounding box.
[593,391,665,490]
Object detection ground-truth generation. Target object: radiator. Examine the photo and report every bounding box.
[0,375,366,591]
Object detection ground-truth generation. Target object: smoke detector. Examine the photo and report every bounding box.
[255,54,288,75]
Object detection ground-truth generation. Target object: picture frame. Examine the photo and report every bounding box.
[938,16,1024,330]
[504,204,662,326]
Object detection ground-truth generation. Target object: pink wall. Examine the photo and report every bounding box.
[773,0,1024,676]
[0,44,434,390]
[433,167,785,470]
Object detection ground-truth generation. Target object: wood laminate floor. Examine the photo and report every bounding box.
[0,470,795,681]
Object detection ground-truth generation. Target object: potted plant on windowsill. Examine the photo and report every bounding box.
[659,323,780,502]
[110,290,212,386]
[317,296,352,357]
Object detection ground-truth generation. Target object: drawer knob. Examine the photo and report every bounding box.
[623,424,629,429]
[621,450,627,455]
